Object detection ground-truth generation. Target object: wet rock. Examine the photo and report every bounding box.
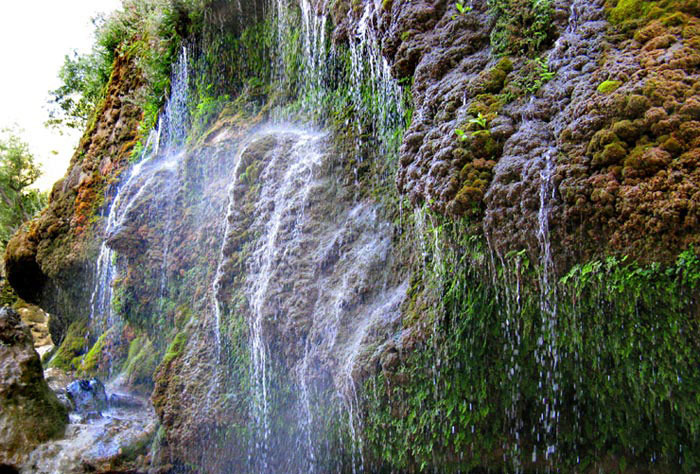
[21,392,157,474]
[43,368,74,411]
[108,392,144,409]
[0,307,68,468]
[66,379,108,414]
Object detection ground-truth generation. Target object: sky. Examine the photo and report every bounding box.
[0,0,122,191]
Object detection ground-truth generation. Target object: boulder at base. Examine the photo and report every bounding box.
[66,378,108,414]
[0,307,68,468]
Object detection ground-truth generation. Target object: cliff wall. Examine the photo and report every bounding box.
[3,0,700,471]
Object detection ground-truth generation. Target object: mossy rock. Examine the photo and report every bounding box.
[593,142,628,166]
[472,61,513,95]
[161,332,187,367]
[0,279,18,307]
[48,319,89,371]
[75,328,113,377]
[623,145,672,173]
[611,119,641,143]
[588,129,620,154]
[122,336,160,392]
[597,80,623,94]
[609,0,651,24]
[625,94,651,118]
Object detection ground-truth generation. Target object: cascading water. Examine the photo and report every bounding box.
[86,48,190,372]
[245,128,325,471]
[210,137,250,357]
[16,0,696,470]
[182,120,408,472]
[346,0,404,177]
[299,0,329,113]
[534,151,560,465]
[86,125,160,349]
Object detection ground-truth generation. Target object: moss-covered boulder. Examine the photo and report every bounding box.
[0,307,67,468]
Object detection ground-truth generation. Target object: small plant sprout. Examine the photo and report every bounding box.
[531,57,555,93]
[455,128,468,141]
[535,57,555,81]
[468,112,491,136]
[469,113,488,129]
[456,1,472,13]
[452,1,472,18]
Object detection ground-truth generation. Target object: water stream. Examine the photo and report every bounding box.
[78,48,190,385]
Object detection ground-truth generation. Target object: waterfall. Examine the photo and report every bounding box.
[86,48,191,371]
[299,0,329,113]
[87,126,160,339]
[184,121,408,472]
[534,152,560,464]
[246,128,325,471]
[210,137,250,357]
[17,0,698,470]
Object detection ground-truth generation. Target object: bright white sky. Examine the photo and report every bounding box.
[0,0,122,191]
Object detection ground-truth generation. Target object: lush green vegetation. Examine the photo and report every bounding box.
[48,0,205,133]
[363,210,700,471]
[0,130,47,249]
[488,0,555,56]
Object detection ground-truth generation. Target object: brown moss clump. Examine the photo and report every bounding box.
[594,142,628,167]
[470,58,514,95]
[448,125,503,216]
[558,0,700,262]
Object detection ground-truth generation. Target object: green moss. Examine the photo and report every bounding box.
[48,319,89,371]
[593,141,628,166]
[363,213,700,471]
[466,94,503,117]
[474,64,511,94]
[496,57,514,73]
[597,80,623,94]
[611,119,640,143]
[122,335,159,390]
[609,0,650,24]
[76,328,111,376]
[488,0,555,56]
[588,129,620,154]
[625,94,650,118]
[161,331,187,367]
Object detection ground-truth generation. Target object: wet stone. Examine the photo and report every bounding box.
[66,379,108,414]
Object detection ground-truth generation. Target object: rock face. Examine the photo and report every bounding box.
[2,0,699,471]
[0,307,68,468]
[14,302,53,360]
[3,52,145,344]
[377,0,700,266]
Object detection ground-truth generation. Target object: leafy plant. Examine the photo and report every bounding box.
[0,130,47,248]
[469,112,488,129]
[523,57,555,93]
[46,51,111,130]
[48,0,202,133]
[487,0,554,56]
[452,0,473,18]
[456,1,472,13]
[363,206,700,471]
